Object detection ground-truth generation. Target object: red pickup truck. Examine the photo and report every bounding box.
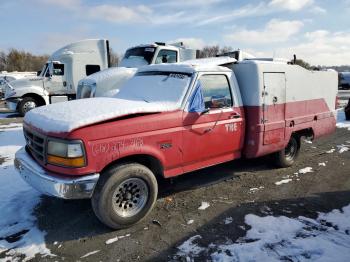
[15,58,337,229]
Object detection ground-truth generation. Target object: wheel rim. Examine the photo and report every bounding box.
[22,101,36,113]
[285,138,297,161]
[112,178,149,218]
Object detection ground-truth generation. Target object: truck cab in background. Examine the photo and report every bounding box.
[339,72,350,90]
[4,39,110,116]
[77,42,198,99]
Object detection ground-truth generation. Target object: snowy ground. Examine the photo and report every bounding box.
[177,205,350,261]
[0,123,52,261]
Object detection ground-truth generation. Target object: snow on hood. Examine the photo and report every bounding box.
[119,57,149,68]
[8,77,43,89]
[82,67,136,85]
[24,97,179,133]
[80,67,137,97]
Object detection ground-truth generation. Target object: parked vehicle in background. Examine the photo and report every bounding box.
[0,71,36,99]
[4,39,110,116]
[15,56,337,229]
[77,42,198,99]
[345,98,350,120]
[339,72,350,89]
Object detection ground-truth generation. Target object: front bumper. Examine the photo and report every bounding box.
[5,98,20,111]
[14,147,100,199]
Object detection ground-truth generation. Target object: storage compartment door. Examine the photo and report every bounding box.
[263,73,286,145]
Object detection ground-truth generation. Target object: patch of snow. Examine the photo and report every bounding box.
[337,144,349,153]
[210,204,350,262]
[187,219,194,225]
[0,112,19,119]
[318,162,326,166]
[105,233,130,244]
[198,202,210,210]
[249,186,264,193]
[303,139,312,144]
[105,236,119,245]
[80,250,100,258]
[275,179,292,185]
[298,167,313,174]
[177,235,204,257]
[224,217,233,225]
[25,98,179,133]
[326,148,336,153]
[0,123,52,261]
[336,110,350,131]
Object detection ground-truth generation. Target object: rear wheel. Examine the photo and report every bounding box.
[274,135,300,167]
[18,97,38,116]
[92,163,158,229]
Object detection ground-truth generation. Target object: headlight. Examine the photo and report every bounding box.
[4,84,16,99]
[47,140,86,167]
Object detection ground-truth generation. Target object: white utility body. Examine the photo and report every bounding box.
[4,39,110,115]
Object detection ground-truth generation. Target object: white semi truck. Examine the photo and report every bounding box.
[4,39,110,116]
[77,42,197,99]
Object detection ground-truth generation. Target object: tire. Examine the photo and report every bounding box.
[92,163,158,229]
[18,97,38,116]
[274,135,300,168]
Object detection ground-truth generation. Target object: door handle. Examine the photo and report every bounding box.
[229,112,241,119]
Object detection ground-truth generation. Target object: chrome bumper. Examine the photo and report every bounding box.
[14,147,100,199]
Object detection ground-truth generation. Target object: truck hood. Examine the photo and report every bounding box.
[24,97,179,134]
[79,67,137,98]
[8,77,43,89]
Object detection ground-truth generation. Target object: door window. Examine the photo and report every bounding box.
[155,50,177,64]
[86,65,101,76]
[53,63,64,76]
[199,74,233,109]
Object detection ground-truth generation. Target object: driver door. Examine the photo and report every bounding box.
[44,63,65,94]
[182,74,244,173]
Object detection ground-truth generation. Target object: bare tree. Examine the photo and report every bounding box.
[0,51,6,71]
[197,45,234,58]
[109,48,120,67]
[3,49,48,72]
[197,45,220,58]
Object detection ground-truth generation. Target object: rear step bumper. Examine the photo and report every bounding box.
[14,147,99,199]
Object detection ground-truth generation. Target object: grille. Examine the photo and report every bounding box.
[23,128,46,162]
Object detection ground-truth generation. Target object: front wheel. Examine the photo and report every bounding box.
[18,97,38,116]
[273,135,300,168]
[92,163,158,229]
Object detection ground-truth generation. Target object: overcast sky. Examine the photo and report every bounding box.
[1,0,350,66]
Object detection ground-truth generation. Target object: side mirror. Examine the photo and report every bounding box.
[210,95,227,108]
[48,63,54,78]
[37,71,41,76]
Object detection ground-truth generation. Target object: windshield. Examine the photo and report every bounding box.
[120,47,156,67]
[116,71,193,105]
[39,63,49,77]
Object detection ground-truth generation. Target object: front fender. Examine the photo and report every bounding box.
[12,85,46,98]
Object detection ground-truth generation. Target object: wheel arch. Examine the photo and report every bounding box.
[292,128,314,141]
[21,93,46,107]
[101,154,164,180]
